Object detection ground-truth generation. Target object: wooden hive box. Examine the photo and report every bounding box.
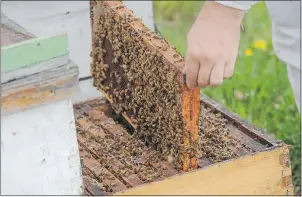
[1,14,82,195]
[81,1,294,195]
[75,96,293,195]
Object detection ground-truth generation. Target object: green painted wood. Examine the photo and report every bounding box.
[1,34,68,73]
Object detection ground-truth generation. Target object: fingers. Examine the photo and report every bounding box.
[197,58,214,88]
[185,54,226,88]
[184,48,235,89]
[224,56,236,79]
[184,55,200,89]
[210,63,225,87]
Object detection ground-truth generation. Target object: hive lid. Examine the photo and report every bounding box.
[1,13,34,47]
[1,14,79,115]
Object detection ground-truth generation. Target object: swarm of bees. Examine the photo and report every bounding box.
[75,103,181,193]
[90,1,238,170]
[198,105,239,162]
[90,1,190,170]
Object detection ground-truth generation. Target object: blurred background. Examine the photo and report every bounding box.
[153,1,300,195]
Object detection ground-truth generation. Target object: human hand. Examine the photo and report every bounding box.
[183,1,245,89]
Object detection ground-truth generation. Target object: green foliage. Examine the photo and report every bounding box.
[154,1,301,194]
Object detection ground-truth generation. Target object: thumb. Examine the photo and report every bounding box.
[182,65,186,75]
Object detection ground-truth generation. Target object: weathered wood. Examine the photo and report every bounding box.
[2,62,79,115]
[1,54,68,83]
[199,94,279,147]
[83,176,108,196]
[1,34,68,73]
[1,18,79,114]
[116,146,293,195]
[1,99,83,195]
[1,13,34,47]
[76,97,293,195]
[1,23,32,46]
[75,100,182,193]
[96,89,138,129]
[1,13,83,195]
[1,13,35,39]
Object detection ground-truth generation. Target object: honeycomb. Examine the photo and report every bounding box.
[90,1,200,171]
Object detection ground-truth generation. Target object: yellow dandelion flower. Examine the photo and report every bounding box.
[244,48,253,56]
[253,40,267,50]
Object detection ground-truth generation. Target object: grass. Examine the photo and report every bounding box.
[153,1,301,195]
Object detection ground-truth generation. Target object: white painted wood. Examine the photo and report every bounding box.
[1,54,68,83]
[72,78,104,104]
[1,13,83,195]
[1,99,83,195]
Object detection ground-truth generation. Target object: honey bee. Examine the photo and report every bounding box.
[112,57,119,64]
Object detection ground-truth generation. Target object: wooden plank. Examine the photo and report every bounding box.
[1,54,68,83]
[1,99,83,195]
[75,102,182,191]
[1,34,68,73]
[199,94,279,147]
[80,149,128,192]
[1,13,34,47]
[1,24,32,47]
[228,124,266,152]
[75,98,292,195]
[1,13,35,39]
[1,62,79,115]
[97,89,138,129]
[83,177,107,196]
[115,146,293,195]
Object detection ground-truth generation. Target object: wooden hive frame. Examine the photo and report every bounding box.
[90,0,200,171]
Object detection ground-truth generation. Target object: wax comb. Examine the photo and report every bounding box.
[90,0,200,171]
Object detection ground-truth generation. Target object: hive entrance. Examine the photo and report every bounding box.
[90,0,201,171]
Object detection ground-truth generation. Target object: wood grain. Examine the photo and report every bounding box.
[199,94,279,147]
[116,146,293,195]
[1,34,68,73]
[2,62,79,115]
[1,54,68,83]
[1,13,34,47]
[76,98,293,195]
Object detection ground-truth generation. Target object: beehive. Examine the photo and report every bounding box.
[1,14,82,194]
[75,97,293,195]
[85,1,294,195]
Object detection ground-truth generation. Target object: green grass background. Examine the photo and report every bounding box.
[153,1,301,194]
